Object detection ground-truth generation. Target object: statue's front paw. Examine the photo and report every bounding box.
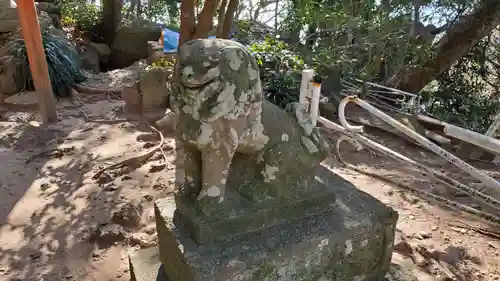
[195,195,224,216]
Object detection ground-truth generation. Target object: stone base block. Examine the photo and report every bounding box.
[155,169,398,281]
[129,247,164,281]
[174,168,337,245]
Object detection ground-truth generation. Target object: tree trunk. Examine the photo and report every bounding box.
[101,0,123,45]
[385,0,500,93]
[194,0,219,38]
[220,0,239,38]
[179,0,197,47]
[216,0,228,37]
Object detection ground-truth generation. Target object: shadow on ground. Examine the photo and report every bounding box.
[0,115,172,281]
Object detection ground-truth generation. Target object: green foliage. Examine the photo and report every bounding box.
[151,57,176,68]
[249,37,306,108]
[258,0,496,131]
[57,0,101,31]
[6,30,86,98]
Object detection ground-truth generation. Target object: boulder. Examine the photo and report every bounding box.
[36,2,61,15]
[140,66,170,113]
[0,55,22,95]
[90,42,112,63]
[110,20,161,69]
[78,41,101,73]
[0,7,18,33]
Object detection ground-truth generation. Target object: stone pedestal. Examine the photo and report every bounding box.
[154,167,398,281]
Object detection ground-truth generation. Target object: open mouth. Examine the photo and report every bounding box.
[182,79,214,90]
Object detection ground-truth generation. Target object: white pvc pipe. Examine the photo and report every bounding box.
[338,96,500,191]
[299,69,314,105]
[443,125,500,154]
[425,130,451,145]
[418,114,500,154]
[338,98,364,133]
[310,82,321,126]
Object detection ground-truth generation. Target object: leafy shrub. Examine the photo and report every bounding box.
[6,30,86,98]
[249,37,307,108]
[57,0,101,31]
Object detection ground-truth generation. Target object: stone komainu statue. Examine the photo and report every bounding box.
[170,38,330,215]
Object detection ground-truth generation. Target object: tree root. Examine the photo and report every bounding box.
[445,220,500,240]
[74,84,122,95]
[92,123,166,180]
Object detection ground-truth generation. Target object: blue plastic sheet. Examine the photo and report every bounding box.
[163,28,180,53]
[162,29,230,53]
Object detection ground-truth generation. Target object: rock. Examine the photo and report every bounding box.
[111,202,143,228]
[76,60,140,92]
[38,11,54,29]
[393,239,414,257]
[48,13,62,29]
[0,8,18,32]
[36,2,61,15]
[417,231,432,240]
[78,41,101,73]
[0,55,22,95]
[90,42,111,63]
[128,247,163,281]
[110,20,161,69]
[121,82,142,116]
[90,223,127,248]
[130,232,157,248]
[140,66,170,121]
[441,246,464,265]
[147,40,163,57]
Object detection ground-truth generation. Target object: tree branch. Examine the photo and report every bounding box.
[385,0,500,93]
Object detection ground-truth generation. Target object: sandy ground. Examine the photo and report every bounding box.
[0,93,499,281]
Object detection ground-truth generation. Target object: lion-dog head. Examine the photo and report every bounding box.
[173,39,263,123]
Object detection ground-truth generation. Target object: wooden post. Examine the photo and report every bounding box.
[16,0,57,123]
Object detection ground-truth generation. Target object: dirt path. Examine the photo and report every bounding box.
[0,96,499,281]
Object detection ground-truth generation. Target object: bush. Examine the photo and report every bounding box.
[249,37,307,108]
[57,0,101,31]
[6,30,86,98]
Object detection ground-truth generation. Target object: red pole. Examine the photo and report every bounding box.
[16,0,57,123]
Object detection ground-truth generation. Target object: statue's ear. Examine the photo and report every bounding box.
[220,46,245,70]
